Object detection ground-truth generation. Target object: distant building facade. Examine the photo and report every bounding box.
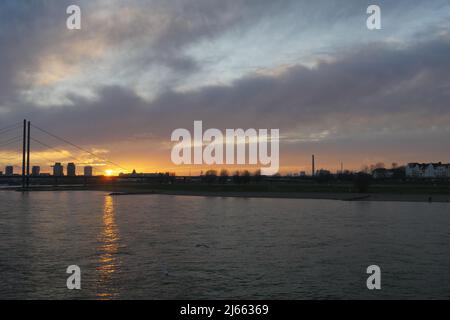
[84,166,93,177]
[32,166,40,176]
[406,163,450,178]
[53,163,64,176]
[5,166,13,176]
[372,168,394,179]
[67,163,76,176]
[316,169,331,176]
[119,170,159,178]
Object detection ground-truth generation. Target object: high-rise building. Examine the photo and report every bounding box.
[67,163,76,176]
[5,166,13,176]
[84,166,93,177]
[32,166,40,176]
[52,163,64,176]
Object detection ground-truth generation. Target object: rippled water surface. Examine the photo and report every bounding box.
[1,191,450,299]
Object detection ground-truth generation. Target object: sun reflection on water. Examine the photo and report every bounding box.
[96,195,120,299]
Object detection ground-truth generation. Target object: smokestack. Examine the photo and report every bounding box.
[312,154,315,177]
[26,121,31,187]
[22,119,26,189]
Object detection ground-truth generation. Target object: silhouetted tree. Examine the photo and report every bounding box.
[316,170,333,183]
[370,162,385,172]
[361,165,370,174]
[232,171,241,184]
[353,172,372,193]
[204,170,218,184]
[163,172,176,184]
[241,170,251,184]
[219,169,229,184]
[253,169,262,182]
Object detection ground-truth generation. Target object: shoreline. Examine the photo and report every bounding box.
[108,190,450,203]
[3,186,450,203]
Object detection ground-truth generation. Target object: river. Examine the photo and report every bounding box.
[1,191,449,299]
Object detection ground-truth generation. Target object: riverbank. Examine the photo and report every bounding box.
[4,183,450,203]
[108,189,450,203]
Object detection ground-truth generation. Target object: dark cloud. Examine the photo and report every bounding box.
[0,1,67,99]
[2,33,449,148]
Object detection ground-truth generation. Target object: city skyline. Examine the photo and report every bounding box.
[0,1,450,175]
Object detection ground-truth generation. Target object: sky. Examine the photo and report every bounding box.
[0,0,449,175]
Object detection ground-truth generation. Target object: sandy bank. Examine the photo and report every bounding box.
[109,190,450,203]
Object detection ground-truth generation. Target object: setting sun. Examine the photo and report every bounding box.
[105,169,114,176]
